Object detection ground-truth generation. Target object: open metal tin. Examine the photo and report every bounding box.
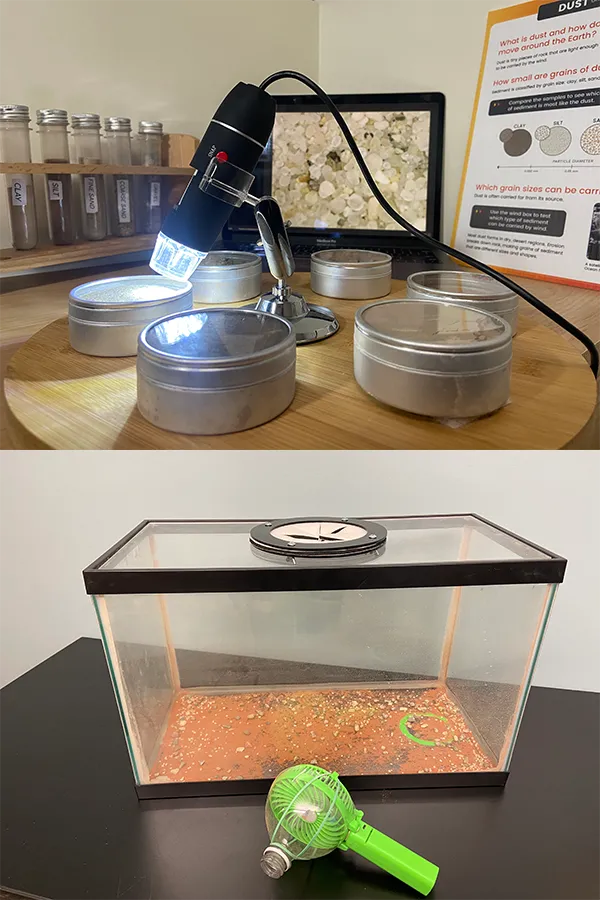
[68,275,193,357]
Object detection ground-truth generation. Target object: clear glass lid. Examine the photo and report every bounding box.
[141,308,293,363]
[356,299,510,352]
[97,515,554,571]
[408,270,516,300]
[69,276,192,308]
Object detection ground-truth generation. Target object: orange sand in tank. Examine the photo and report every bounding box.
[149,686,496,784]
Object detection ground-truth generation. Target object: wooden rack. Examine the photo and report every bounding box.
[1,162,193,273]
[0,162,192,176]
[0,235,159,274]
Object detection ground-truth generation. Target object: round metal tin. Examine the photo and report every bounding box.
[137,307,296,434]
[406,270,519,334]
[190,251,262,304]
[311,249,392,300]
[68,275,194,357]
[354,298,512,419]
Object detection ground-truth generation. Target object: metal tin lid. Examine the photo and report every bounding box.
[407,270,517,302]
[0,104,29,122]
[312,248,391,279]
[71,113,101,129]
[36,108,68,125]
[69,276,193,324]
[356,298,511,354]
[104,116,132,132]
[138,308,295,392]
[140,308,293,368]
[189,251,262,280]
[138,121,163,134]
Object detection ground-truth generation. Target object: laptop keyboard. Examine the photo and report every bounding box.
[294,245,440,264]
[234,242,439,265]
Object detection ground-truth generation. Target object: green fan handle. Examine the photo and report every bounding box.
[345,820,439,896]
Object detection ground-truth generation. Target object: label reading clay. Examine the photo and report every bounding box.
[48,178,63,202]
[11,177,27,206]
[84,176,99,214]
[150,180,161,208]
[116,178,131,223]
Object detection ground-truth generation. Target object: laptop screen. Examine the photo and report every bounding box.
[271,109,430,233]
[225,92,444,242]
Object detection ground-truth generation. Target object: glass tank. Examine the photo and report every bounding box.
[82,515,566,798]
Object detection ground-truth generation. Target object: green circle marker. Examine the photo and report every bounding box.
[399,712,449,747]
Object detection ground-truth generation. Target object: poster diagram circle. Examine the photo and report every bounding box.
[536,125,572,156]
[499,128,532,156]
[580,123,600,156]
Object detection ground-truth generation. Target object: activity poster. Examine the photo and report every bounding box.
[453,0,600,289]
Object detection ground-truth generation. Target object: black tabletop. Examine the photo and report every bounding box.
[1,638,598,900]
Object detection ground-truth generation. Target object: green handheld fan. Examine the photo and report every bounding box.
[261,764,439,895]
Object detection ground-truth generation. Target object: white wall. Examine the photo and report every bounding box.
[1,451,598,691]
[318,0,502,238]
[0,0,319,246]
[1,0,507,244]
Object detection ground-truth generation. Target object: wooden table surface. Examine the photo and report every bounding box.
[1,264,598,450]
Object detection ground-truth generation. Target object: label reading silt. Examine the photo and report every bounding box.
[48,179,63,202]
[84,176,99,214]
[116,178,131,223]
[150,181,161,208]
[11,177,27,206]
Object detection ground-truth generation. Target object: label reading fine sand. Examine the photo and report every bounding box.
[48,179,63,202]
[84,176,99,214]
[116,178,131,223]
[11,177,27,206]
[150,180,161,208]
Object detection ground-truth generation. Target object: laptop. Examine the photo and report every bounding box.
[221,91,446,279]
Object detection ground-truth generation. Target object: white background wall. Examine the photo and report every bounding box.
[1,451,598,691]
[318,0,502,239]
[1,0,517,246]
[0,0,319,246]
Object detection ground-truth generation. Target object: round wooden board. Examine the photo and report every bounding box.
[4,273,597,449]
